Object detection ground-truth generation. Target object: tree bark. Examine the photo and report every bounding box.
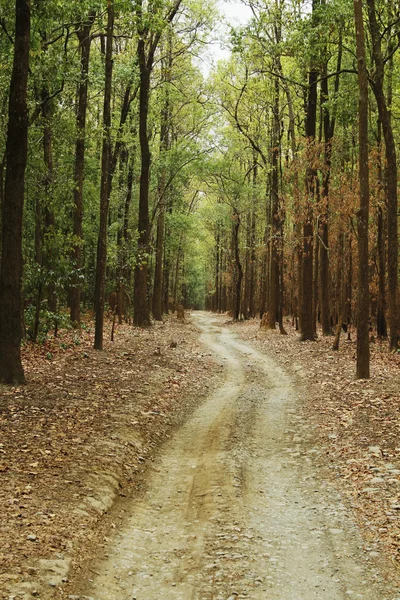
[69,12,95,326]
[133,0,182,326]
[94,1,114,350]
[300,0,319,341]
[319,31,341,335]
[0,0,30,384]
[134,40,152,326]
[376,120,387,339]
[41,88,57,318]
[301,72,318,339]
[354,0,370,378]
[232,209,243,321]
[152,47,171,321]
[267,72,280,329]
[367,0,398,351]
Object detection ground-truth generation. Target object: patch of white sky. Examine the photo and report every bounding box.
[196,0,253,77]
[195,0,313,78]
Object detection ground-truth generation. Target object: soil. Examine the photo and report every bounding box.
[2,312,400,599]
[0,314,219,599]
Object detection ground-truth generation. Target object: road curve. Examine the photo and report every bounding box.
[78,313,395,600]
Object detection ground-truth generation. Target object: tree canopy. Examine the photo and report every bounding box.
[0,0,399,382]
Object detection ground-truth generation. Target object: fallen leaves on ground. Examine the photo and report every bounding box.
[0,314,218,598]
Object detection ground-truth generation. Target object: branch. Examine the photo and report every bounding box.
[232,72,267,165]
[29,82,65,125]
[147,0,183,69]
[0,18,14,45]
[151,148,213,224]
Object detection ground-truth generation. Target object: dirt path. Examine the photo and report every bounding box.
[77,313,397,599]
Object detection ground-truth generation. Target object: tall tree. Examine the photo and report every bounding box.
[69,11,96,326]
[133,0,182,326]
[94,0,114,350]
[367,0,399,351]
[0,0,30,384]
[319,22,343,336]
[300,0,319,342]
[152,40,172,321]
[354,0,370,378]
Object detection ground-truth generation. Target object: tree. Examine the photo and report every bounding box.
[354,0,370,378]
[94,0,114,350]
[133,0,182,326]
[367,0,399,351]
[69,10,96,327]
[0,0,30,384]
[300,0,319,342]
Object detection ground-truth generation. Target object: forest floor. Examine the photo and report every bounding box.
[0,313,219,599]
[1,312,400,599]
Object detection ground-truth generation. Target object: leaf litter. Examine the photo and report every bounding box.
[0,315,218,599]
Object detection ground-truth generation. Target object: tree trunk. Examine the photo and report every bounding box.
[243,210,252,319]
[232,209,243,321]
[134,37,151,326]
[354,0,370,378]
[94,0,114,350]
[367,0,398,351]
[319,33,341,335]
[301,0,319,341]
[152,49,171,321]
[152,200,166,320]
[133,0,182,325]
[267,73,280,329]
[214,226,221,312]
[41,87,57,317]
[376,120,387,339]
[0,0,30,384]
[69,12,95,326]
[249,203,257,317]
[312,227,319,337]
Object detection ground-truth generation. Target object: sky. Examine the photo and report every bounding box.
[198,0,253,76]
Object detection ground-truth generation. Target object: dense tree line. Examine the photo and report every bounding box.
[0,0,214,382]
[203,0,399,379]
[0,0,399,383]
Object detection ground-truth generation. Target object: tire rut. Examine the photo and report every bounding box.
[76,313,398,600]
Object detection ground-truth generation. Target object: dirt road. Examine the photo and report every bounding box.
[77,313,397,599]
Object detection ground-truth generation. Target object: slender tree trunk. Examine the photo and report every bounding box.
[319,33,342,335]
[0,0,30,384]
[69,12,95,326]
[267,73,280,329]
[41,88,57,317]
[232,209,243,320]
[134,38,151,326]
[243,210,252,319]
[377,204,387,338]
[312,228,319,337]
[301,0,319,341]
[94,0,114,350]
[367,0,398,351]
[152,49,171,321]
[152,201,166,320]
[249,202,256,317]
[354,0,370,378]
[133,0,182,324]
[214,226,220,312]
[376,121,387,338]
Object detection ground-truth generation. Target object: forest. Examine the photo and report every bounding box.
[0,0,399,384]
